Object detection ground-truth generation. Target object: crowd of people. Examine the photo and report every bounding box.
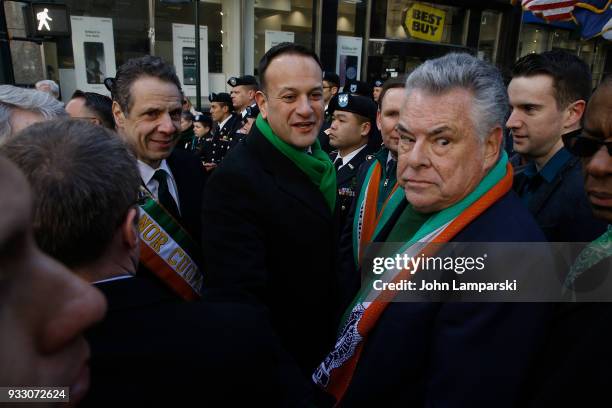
[0,42,610,407]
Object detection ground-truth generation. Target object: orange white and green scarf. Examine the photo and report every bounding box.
[313,152,513,404]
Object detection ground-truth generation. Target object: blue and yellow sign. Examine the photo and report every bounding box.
[404,3,446,43]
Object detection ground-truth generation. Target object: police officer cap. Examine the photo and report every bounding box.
[227,75,258,87]
[328,93,377,122]
[373,78,384,88]
[323,72,340,87]
[194,114,213,127]
[208,92,234,109]
[343,79,372,98]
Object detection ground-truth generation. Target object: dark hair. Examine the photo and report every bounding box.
[107,55,182,114]
[181,110,194,121]
[257,42,322,91]
[0,119,141,268]
[71,90,115,129]
[378,76,407,111]
[511,50,592,109]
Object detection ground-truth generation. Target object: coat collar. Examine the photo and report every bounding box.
[247,126,333,221]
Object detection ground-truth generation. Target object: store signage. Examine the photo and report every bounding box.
[404,3,446,43]
[71,16,116,94]
[29,3,70,37]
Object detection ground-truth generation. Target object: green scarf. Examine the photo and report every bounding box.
[565,224,612,291]
[256,114,336,211]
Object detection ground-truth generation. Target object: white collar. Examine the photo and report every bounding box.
[137,158,172,185]
[387,151,397,165]
[94,274,134,285]
[337,144,367,168]
[218,114,232,130]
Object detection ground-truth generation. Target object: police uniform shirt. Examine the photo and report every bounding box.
[138,159,181,215]
[215,114,233,136]
[241,102,257,119]
[335,144,368,170]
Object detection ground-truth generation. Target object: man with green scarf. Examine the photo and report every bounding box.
[313,53,554,407]
[202,43,343,380]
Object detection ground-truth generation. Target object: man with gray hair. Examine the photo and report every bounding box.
[0,84,66,141]
[35,79,60,99]
[314,53,553,407]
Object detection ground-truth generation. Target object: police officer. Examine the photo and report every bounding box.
[203,92,241,171]
[342,79,373,98]
[227,75,258,119]
[328,93,378,225]
[190,113,212,154]
[372,78,384,104]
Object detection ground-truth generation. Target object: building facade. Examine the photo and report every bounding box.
[1,0,609,105]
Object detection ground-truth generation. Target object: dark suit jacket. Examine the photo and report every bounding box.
[202,126,343,375]
[166,148,207,243]
[84,276,312,406]
[513,155,606,242]
[338,191,555,407]
[521,254,612,407]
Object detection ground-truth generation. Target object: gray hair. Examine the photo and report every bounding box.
[35,79,60,99]
[0,85,66,141]
[404,53,508,142]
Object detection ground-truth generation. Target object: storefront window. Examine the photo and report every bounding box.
[253,0,314,75]
[337,1,366,37]
[155,0,223,74]
[477,10,502,63]
[385,1,468,46]
[4,1,45,84]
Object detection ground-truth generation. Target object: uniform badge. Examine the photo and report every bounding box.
[338,94,349,108]
[350,84,357,93]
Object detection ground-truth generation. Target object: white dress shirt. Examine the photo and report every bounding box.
[336,144,368,170]
[138,159,181,214]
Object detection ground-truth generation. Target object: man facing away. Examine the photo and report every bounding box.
[1,119,311,406]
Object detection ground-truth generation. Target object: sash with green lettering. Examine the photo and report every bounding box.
[138,187,203,301]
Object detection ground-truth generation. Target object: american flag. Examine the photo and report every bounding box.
[518,0,578,21]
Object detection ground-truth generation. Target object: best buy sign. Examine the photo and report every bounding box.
[404,3,446,43]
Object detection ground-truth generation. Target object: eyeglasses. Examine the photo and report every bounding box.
[563,132,612,158]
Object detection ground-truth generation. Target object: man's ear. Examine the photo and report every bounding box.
[112,101,126,129]
[122,207,139,250]
[483,127,503,172]
[563,99,586,131]
[332,86,338,96]
[255,91,268,119]
[376,110,382,132]
[360,121,372,138]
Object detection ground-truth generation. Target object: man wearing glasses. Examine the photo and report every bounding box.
[522,77,612,407]
[507,50,606,242]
